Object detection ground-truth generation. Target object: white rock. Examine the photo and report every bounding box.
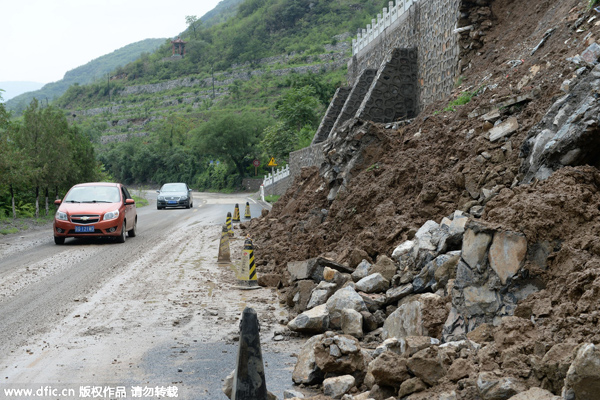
[355,273,390,293]
[323,375,355,399]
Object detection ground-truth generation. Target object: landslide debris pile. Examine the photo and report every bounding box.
[245,0,600,399]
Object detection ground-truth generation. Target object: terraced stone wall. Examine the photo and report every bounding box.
[347,0,461,112]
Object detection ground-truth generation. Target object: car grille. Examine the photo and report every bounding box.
[71,214,101,224]
[164,196,181,201]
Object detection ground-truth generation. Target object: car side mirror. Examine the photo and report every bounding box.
[189,188,192,192]
[54,199,62,205]
[156,190,160,193]
[125,198,135,205]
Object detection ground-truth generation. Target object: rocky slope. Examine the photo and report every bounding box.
[243,0,600,399]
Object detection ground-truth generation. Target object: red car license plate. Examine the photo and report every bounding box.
[75,225,95,233]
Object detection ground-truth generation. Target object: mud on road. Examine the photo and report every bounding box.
[0,194,304,399]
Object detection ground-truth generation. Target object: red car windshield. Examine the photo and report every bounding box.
[64,186,121,203]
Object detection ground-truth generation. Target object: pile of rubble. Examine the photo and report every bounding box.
[276,205,600,399]
[241,0,600,399]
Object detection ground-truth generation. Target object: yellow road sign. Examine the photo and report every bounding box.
[267,157,277,167]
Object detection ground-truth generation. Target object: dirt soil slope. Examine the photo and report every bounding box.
[246,0,600,398]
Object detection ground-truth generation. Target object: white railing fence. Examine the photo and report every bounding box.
[262,165,290,188]
[352,0,416,56]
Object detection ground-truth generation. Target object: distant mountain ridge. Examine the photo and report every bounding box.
[4,38,165,113]
[5,0,245,113]
[0,82,45,102]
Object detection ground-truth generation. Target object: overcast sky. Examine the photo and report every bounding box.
[1,0,222,84]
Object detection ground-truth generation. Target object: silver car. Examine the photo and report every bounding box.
[156,183,194,209]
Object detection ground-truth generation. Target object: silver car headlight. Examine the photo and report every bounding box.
[55,210,68,221]
[180,195,188,200]
[158,196,164,200]
[104,209,120,221]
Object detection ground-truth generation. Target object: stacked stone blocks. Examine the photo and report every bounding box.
[312,87,352,145]
[355,48,419,123]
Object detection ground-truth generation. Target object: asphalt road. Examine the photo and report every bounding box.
[0,192,301,400]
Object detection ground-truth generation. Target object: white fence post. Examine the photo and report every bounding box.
[353,0,417,55]
[262,165,290,191]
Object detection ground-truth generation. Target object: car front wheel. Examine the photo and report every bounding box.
[116,221,126,243]
[128,217,137,237]
[54,236,65,245]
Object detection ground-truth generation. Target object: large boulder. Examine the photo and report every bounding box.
[488,231,527,285]
[521,63,600,182]
[355,273,390,293]
[563,343,600,400]
[477,372,526,400]
[314,333,366,376]
[382,299,423,339]
[341,308,364,339]
[407,346,447,386]
[535,342,579,394]
[367,351,411,387]
[326,286,368,328]
[352,259,372,281]
[382,293,448,340]
[292,334,325,385]
[288,304,330,333]
[323,375,355,399]
[287,257,353,283]
[306,282,337,309]
[369,255,398,281]
[462,227,493,270]
[508,387,561,399]
[385,283,414,304]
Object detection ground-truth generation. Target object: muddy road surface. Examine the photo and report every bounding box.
[0,192,302,399]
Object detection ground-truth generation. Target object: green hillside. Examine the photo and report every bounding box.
[4,0,387,196]
[5,38,165,114]
[200,0,245,27]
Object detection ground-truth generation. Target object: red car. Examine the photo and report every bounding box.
[53,182,137,245]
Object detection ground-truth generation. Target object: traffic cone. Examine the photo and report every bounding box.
[233,203,241,222]
[226,212,234,237]
[244,202,251,219]
[236,236,259,289]
[232,307,268,399]
[218,224,231,263]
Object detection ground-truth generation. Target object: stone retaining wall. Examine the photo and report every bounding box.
[347,0,461,112]
[289,143,327,179]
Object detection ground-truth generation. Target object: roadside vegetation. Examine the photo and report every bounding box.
[264,195,281,203]
[0,0,388,224]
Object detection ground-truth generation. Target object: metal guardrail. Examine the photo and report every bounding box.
[352,0,416,56]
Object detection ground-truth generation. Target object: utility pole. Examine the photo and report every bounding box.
[211,64,215,99]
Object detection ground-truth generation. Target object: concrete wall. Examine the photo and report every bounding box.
[347,0,461,112]
[289,143,327,179]
[263,175,292,197]
[241,178,263,192]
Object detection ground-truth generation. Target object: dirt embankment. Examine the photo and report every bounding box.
[247,0,600,398]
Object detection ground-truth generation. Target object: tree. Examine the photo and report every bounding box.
[191,111,270,179]
[0,100,28,218]
[260,121,296,162]
[13,99,85,216]
[260,85,322,161]
[185,15,201,39]
[275,85,321,131]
